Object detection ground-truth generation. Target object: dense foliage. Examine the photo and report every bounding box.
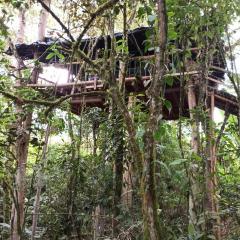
[0,0,239,239]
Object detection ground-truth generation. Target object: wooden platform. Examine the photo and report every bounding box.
[21,74,238,120]
[10,26,237,119]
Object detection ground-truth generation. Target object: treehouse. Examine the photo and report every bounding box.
[10,27,238,119]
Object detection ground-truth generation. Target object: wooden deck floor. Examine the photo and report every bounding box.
[17,73,239,120]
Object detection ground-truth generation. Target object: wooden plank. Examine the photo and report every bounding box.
[214,94,238,107]
[71,97,104,104]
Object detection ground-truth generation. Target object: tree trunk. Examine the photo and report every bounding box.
[187,77,201,229]
[112,61,126,234]
[38,0,51,41]
[31,1,51,238]
[105,1,167,238]
[11,8,28,240]
[12,112,32,240]
[92,122,98,156]
[121,162,133,208]
[205,92,221,239]
[112,109,124,234]
[142,130,161,240]
[141,1,167,239]
[121,96,135,209]
[93,205,104,240]
[65,112,82,239]
[11,2,50,239]
[31,124,51,240]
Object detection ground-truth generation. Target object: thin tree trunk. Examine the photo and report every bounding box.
[93,205,103,240]
[38,0,50,41]
[66,112,77,238]
[31,124,51,240]
[31,1,51,238]
[205,92,221,239]
[112,61,126,234]
[112,108,124,234]
[121,97,135,209]
[187,77,201,229]
[92,122,98,156]
[65,112,82,239]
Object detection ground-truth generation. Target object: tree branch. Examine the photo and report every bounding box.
[37,0,75,42]
[0,89,105,110]
[216,107,230,149]
[75,49,100,71]
[75,0,120,46]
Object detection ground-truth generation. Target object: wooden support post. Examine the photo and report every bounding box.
[93,76,97,90]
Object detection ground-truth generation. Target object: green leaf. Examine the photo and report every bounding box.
[22,69,31,78]
[113,6,120,15]
[145,6,152,15]
[168,11,175,17]
[207,235,216,240]
[164,100,172,113]
[155,161,171,176]
[188,223,195,236]
[164,76,174,87]
[168,30,178,40]
[154,124,166,141]
[169,159,187,166]
[46,52,55,60]
[137,7,145,18]
[56,52,65,60]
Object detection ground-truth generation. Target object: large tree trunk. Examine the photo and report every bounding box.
[12,114,32,240]
[11,2,50,239]
[141,1,167,239]
[11,8,28,240]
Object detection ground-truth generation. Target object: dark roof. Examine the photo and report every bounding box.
[7,27,154,62]
[6,26,226,81]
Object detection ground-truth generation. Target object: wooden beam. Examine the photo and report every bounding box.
[214,94,238,107]
[206,76,223,84]
[18,80,102,88]
[15,71,201,89]
[71,97,104,104]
